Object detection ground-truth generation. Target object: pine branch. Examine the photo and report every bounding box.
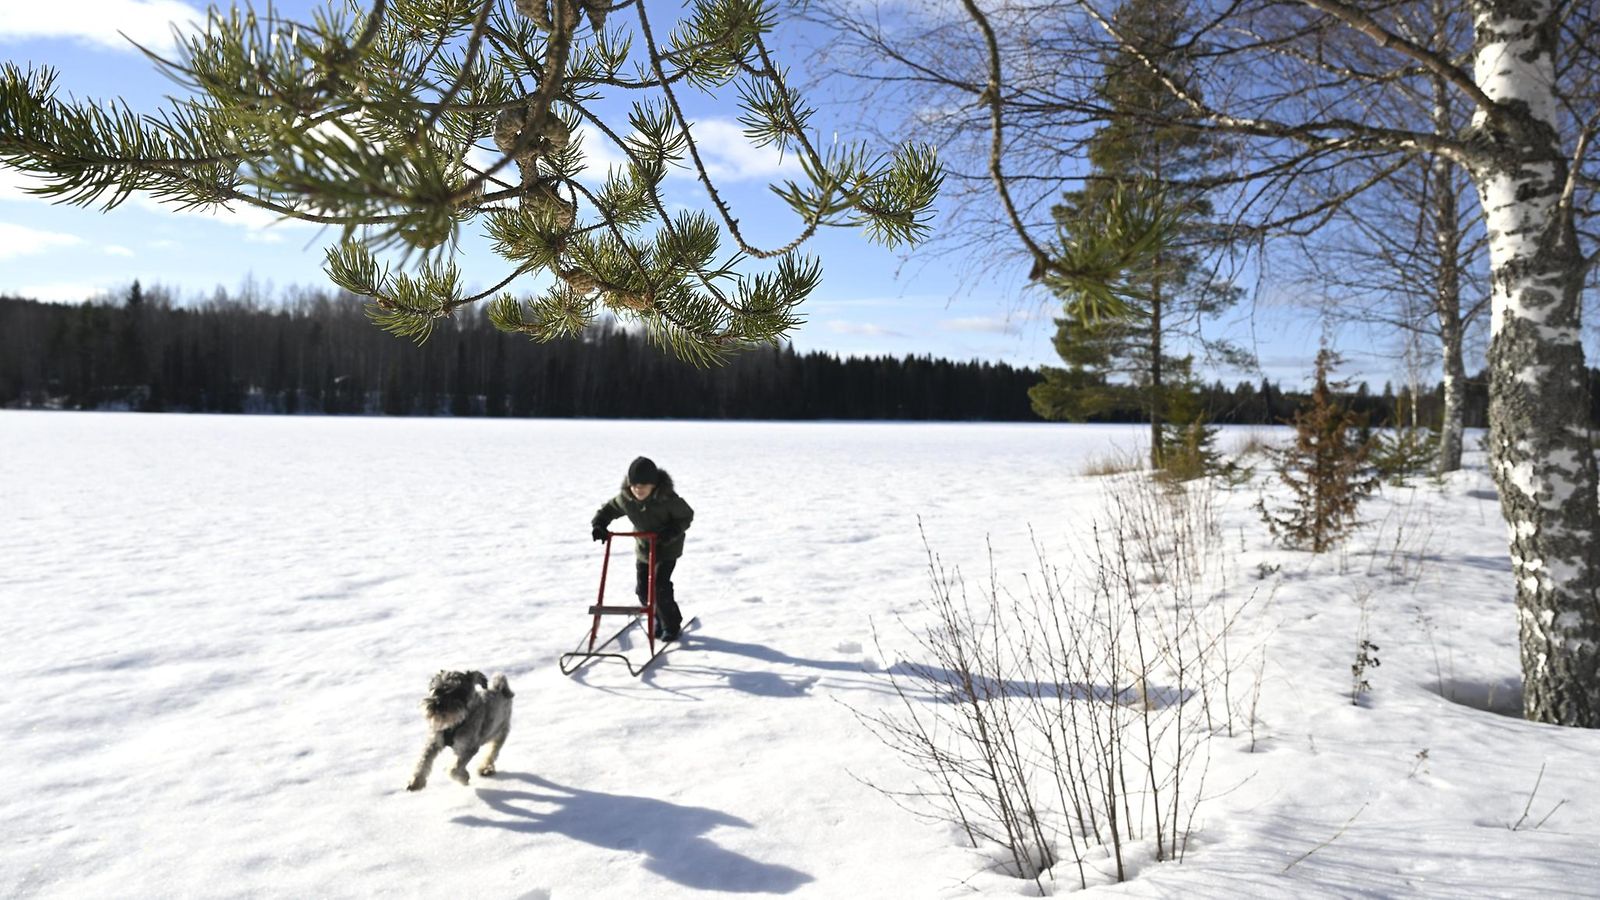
[0,0,944,360]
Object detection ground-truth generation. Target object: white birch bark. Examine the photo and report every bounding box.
[1431,171,1467,475]
[1467,0,1600,725]
[1430,37,1467,475]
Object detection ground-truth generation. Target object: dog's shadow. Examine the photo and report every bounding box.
[455,773,813,894]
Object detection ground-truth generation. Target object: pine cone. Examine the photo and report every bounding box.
[527,178,576,231]
[580,0,609,32]
[608,290,653,312]
[513,0,552,30]
[539,117,571,153]
[493,107,527,157]
[559,268,599,295]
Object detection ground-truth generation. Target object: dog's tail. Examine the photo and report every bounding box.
[490,673,514,699]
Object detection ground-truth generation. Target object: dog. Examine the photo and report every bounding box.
[406,669,514,791]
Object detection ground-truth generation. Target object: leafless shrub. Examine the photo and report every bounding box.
[1350,590,1380,706]
[1365,488,1435,590]
[857,476,1264,888]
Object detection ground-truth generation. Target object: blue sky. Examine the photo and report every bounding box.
[0,0,1421,388]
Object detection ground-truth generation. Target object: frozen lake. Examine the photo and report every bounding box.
[4,411,1596,898]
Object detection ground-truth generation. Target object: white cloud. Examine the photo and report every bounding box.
[686,119,803,183]
[5,281,115,303]
[826,320,905,337]
[940,316,1024,335]
[573,125,633,182]
[466,145,503,176]
[0,222,84,260]
[0,167,51,202]
[103,244,135,257]
[129,194,314,241]
[148,238,181,250]
[4,164,304,242]
[0,0,204,53]
[561,119,802,186]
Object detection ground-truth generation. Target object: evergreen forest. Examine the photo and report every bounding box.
[0,287,1509,427]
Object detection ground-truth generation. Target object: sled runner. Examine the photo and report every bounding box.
[559,531,679,677]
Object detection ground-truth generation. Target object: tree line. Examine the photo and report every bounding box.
[0,287,1043,420]
[1,285,1525,428]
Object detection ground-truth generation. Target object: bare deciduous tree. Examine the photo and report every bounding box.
[816,0,1600,725]
[1297,150,1488,473]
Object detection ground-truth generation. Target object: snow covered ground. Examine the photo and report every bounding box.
[2,411,1597,898]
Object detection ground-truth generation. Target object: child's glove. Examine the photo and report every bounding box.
[591,525,608,542]
[656,524,682,543]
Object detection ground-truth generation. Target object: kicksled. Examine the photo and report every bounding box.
[559,531,693,677]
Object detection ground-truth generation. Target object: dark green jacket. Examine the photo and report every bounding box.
[591,469,694,562]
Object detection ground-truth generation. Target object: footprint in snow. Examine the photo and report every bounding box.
[827,533,873,544]
[832,641,882,671]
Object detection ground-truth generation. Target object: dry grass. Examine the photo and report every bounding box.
[1080,448,1147,478]
[1231,430,1274,458]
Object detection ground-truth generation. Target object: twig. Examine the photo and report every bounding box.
[1510,763,1547,831]
[1283,802,1369,872]
[1510,763,1566,831]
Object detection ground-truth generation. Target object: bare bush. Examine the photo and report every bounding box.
[1365,489,1436,590]
[857,476,1262,889]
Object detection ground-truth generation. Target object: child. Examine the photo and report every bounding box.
[590,456,694,641]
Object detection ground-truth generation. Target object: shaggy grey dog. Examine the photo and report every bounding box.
[406,669,514,791]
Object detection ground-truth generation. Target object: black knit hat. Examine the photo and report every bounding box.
[627,456,659,485]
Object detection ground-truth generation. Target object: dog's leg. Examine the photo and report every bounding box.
[407,736,444,791]
[449,740,477,785]
[478,722,510,777]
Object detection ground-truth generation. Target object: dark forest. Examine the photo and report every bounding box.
[0,285,1509,426]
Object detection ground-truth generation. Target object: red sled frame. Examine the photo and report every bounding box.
[559,531,664,676]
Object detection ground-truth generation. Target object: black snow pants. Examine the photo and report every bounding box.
[636,558,682,638]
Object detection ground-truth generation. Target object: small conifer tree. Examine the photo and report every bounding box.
[1152,356,1223,481]
[1258,349,1377,552]
[1369,388,1438,485]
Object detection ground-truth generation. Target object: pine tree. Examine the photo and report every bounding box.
[1153,355,1226,482]
[1258,350,1378,552]
[0,0,945,362]
[1028,314,1139,421]
[1032,0,1243,468]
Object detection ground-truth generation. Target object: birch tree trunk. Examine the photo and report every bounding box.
[1150,280,1164,469]
[1435,304,1467,474]
[1431,44,1466,475]
[1431,154,1466,474]
[1468,0,1600,726]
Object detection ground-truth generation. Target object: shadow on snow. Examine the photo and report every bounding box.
[885,660,1190,709]
[663,634,1184,708]
[454,773,814,894]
